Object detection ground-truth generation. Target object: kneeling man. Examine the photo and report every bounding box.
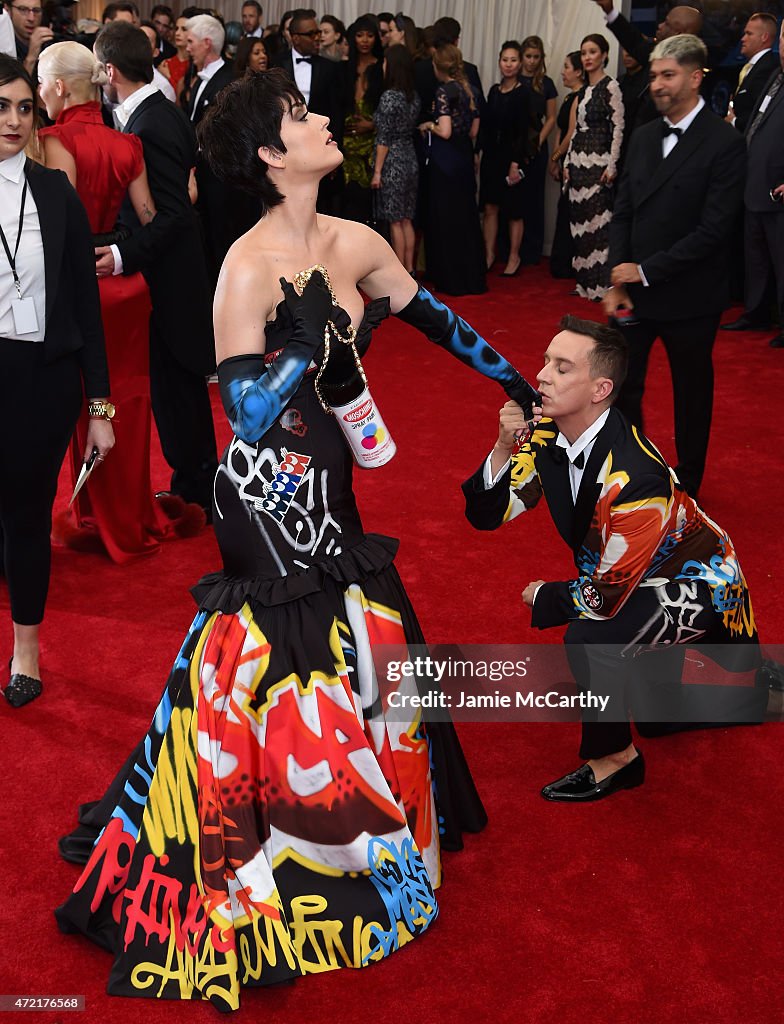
[462,315,763,801]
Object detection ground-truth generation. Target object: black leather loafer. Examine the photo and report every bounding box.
[2,672,43,708]
[541,751,645,802]
[719,317,774,332]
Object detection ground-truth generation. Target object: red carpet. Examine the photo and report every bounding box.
[1,264,782,1023]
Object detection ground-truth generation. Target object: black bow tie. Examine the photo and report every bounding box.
[571,451,585,469]
[296,56,312,64]
[661,122,683,139]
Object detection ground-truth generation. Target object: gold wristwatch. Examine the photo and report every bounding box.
[87,400,116,420]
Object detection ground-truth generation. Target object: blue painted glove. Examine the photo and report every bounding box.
[395,285,541,417]
[218,271,333,443]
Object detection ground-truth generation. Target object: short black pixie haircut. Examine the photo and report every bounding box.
[197,67,305,212]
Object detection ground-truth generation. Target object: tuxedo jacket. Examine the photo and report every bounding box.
[732,50,779,134]
[187,60,234,126]
[462,408,755,642]
[743,65,784,212]
[116,91,215,375]
[609,106,745,321]
[272,53,344,145]
[24,160,109,398]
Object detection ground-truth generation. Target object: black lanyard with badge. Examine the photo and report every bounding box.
[0,177,39,336]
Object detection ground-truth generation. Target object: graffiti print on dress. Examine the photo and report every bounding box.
[259,449,312,524]
[279,408,307,437]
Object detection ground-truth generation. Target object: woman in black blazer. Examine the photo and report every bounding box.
[0,55,114,708]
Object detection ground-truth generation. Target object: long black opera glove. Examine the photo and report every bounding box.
[217,272,333,443]
[395,286,541,417]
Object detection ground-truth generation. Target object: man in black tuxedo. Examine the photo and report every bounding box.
[94,21,218,513]
[271,10,342,211]
[722,21,784,347]
[725,13,779,134]
[605,33,745,499]
[185,14,241,285]
[271,11,342,140]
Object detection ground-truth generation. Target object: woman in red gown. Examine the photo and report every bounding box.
[37,41,204,562]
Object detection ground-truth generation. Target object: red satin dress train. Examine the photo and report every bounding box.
[40,102,204,562]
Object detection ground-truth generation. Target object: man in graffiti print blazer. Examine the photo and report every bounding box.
[462,315,764,803]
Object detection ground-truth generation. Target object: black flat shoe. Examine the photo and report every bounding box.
[541,751,645,802]
[2,672,43,708]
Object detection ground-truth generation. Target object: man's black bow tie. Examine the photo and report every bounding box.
[296,56,312,64]
[661,122,683,139]
[571,451,585,469]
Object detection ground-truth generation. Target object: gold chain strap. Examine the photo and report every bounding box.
[292,264,366,413]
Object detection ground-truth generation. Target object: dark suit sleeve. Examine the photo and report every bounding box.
[117,118,195,276]
[62,180,110,397]
[463,444,544,530]
[607,12,653,69]
[608,136,638,268]
[640,130,746,285]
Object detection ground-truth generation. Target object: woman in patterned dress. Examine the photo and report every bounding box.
[563,33,624,300]
[371,44,420,273]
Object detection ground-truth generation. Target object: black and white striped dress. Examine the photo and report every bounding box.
[565,76,624,300]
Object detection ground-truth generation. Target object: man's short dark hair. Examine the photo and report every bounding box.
[433,16,460,46]
[242,0,262,12]
[289,9,317,34]
[558,314,628,401]
[378,11,394,23]
[197,67,304,213]
[95,21,154,84]
[150,4,174,21]
[101,1,139,23]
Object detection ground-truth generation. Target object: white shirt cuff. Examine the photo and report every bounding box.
[483,451,511,489]
[638,264,649,287]
[110,244,123,276]
[532,583,544,604]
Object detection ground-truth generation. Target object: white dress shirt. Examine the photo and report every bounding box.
[662,95,704,159]
[113,81,159,130]
[291,46,313,105]
[483,410,611,606]
[0,150,46,343]
[190,57,225,120]
[153,66,176,103]
[246,26,263,38]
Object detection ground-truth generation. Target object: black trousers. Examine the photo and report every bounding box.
[0,340,81,625]
[149,323,218,511]
[565,580,763,760]
[614,312,720,497]
[744,209,784,325]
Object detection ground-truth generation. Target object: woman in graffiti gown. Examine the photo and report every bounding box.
[55,70,541,1011]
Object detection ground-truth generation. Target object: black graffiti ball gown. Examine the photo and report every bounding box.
[55,297,487,1011]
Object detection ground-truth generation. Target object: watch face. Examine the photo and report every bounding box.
[106,403,116,418]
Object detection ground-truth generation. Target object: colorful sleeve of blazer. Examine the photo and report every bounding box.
[533,448,678,627]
